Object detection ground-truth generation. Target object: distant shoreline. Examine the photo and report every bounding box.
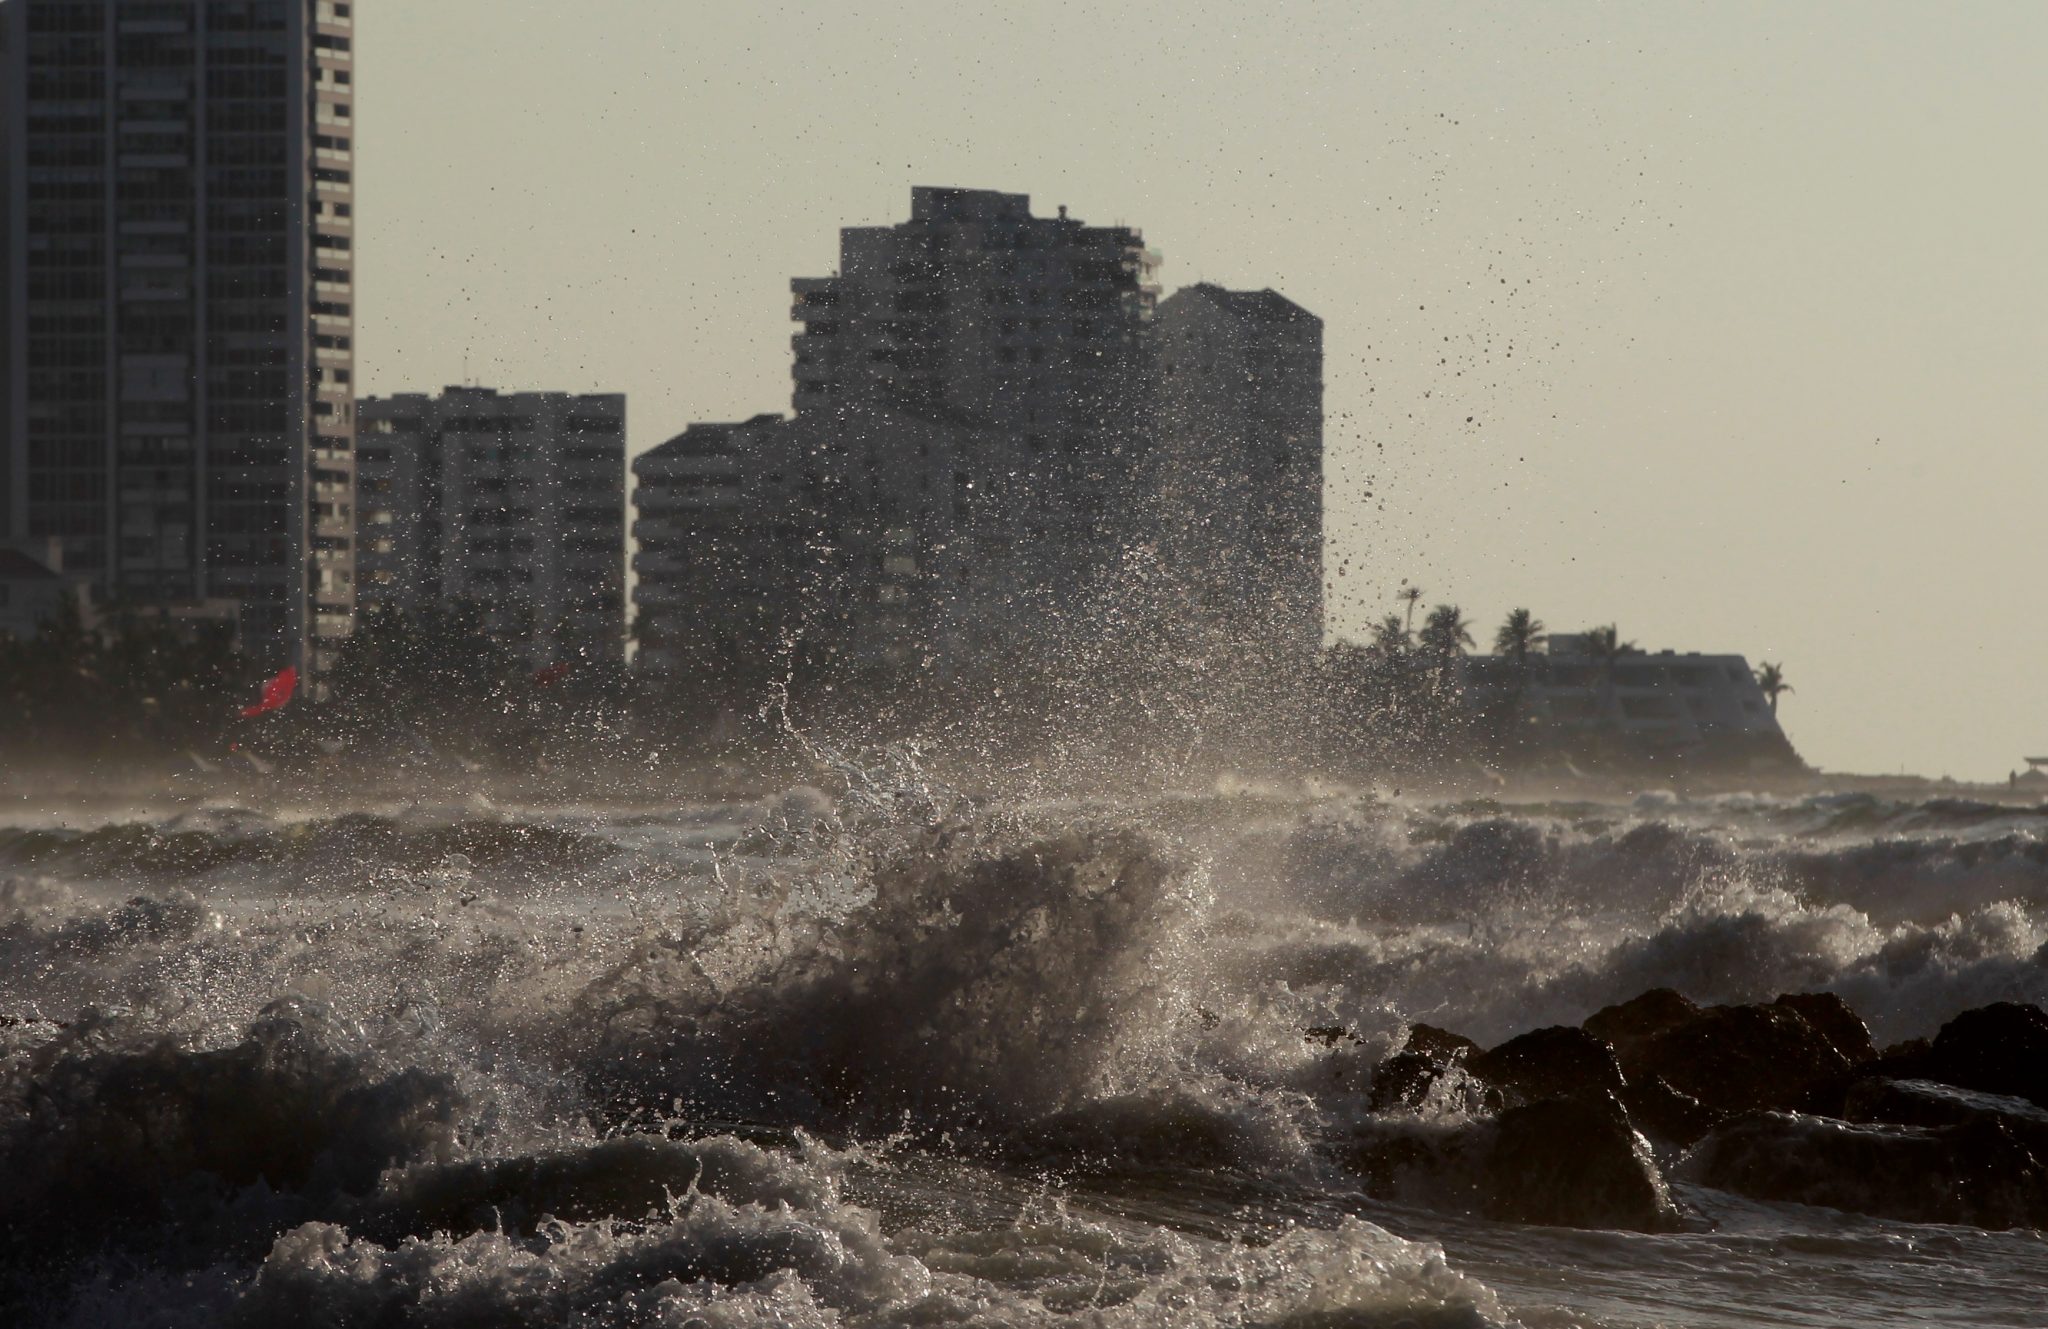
[1,752,2040,820]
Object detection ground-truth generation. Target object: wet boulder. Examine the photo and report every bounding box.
[1685,1109,2048,1230]
[1345,1092,1680,1232]
[1604,1001,1855,1122]
[1467,1026,1628,1108]
[1870,1003,2048,1109]
[1583,988,1699,1056]
[1843,1077,2048,1148]
[1484,1095,1680,1231]
[1366,1024,1483,1115]
[1620,1074,1723,1148]
[1405,1022,1482,1061]
[1770,992,1876,1065]
[1370,1023,1630,1118]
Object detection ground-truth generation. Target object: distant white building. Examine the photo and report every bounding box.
[1469,632,1797,766]
[357,388,627,668]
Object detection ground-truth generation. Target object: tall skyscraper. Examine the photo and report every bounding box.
[1152,283,1324,663]
[357,387,627,670]
[0,0,357,672]
[790,186,1161,614]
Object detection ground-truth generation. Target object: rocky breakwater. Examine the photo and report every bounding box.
[1683,1001,2048,1229]
[1341,992,2048,1233]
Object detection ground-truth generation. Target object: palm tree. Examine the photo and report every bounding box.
[1493,608,1545,669]
[1581,623,1637,665]
[1399,585,1424,634]
[1370,613,1409,658]
[1755,662,1792,715]
[1419,604,1474,659]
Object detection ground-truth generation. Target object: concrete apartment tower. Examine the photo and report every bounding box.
[0,0,358,673]
[356,388,627,670]
[630,415,794,683]
[785,186,1162,669]
[1152,284,1324,664]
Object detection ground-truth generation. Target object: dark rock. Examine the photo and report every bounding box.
[1687,1109,2048,1230]
[1372,1023,1627,1118]
[1771,992,1876,1065]
[1344,1093,1680,1232]
[1621,1073,1724,1147]
[1468,1026,1627,1108]
[1844,1076,2048,1148]
[1405,1022,1481,1061]
[1342,1123,1466,1200]
[1368,1050,1480,1115]
[1484,1095,1679,1231]
[1583,988,1699,1055]
[1904,1003,2048,1109]
[1366,1024,1484,1115]
[1616,1002,1853,1119]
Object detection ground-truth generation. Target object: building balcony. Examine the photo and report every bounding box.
[632,497,741,520]
[630,583,708,610]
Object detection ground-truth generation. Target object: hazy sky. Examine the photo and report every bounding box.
[355,1,2048,780]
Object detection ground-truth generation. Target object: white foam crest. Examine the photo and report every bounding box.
[229,1187,925,1328]
[895,1200,1509,1327]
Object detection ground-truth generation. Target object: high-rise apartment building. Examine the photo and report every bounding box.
[0,0,358,672]
[630,415,794,682]
[356,387,627,669]
[1152,283,1324,662]
[790,187,1160,611]
[634,189,1328,713]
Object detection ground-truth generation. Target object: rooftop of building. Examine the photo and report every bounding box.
[639,415,786,460]
[1542,633,1749,663]
[910,186,1033,223]
[1173,282,1319,325]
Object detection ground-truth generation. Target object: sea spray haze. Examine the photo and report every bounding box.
[2,765,2047,1326]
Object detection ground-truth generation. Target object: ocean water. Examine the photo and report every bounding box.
[3,757,2045,1327]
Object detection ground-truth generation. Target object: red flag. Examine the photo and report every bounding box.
[240,666,297,718]
[532,663,572,688]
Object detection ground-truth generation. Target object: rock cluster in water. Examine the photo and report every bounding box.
[1345,994,2048,1233]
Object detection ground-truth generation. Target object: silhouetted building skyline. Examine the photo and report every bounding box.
[0,0,359,674]
[636,186,1327,694]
